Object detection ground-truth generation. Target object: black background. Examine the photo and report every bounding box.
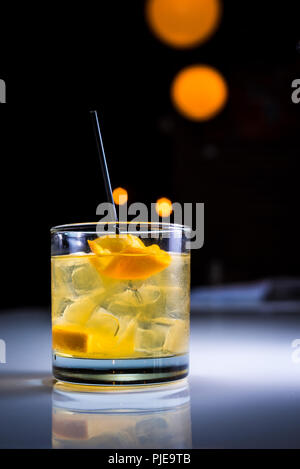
[0,1,300,310]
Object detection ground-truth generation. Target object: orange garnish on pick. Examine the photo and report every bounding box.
[88,234,171,280]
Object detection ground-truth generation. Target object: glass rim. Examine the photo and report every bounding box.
[50,221,191,235]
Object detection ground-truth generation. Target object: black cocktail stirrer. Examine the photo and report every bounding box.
[90,111,138,294]
[90,110,119,233]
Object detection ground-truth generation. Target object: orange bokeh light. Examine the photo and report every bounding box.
[171,65,228,121]
[113,187,128,205]
[156,198,173,218]
[146,0,222,49]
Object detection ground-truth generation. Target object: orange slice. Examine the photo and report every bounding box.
[88,234,171,280]
[53,324,89,354]
[52,315,137,358]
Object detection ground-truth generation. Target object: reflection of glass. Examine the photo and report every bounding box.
[51,223,191,385]
[52,379,192,449]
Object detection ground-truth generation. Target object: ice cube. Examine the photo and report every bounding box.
[164,286,187,310]
[108,284,161,310]
[135,323,169,353]
[87,308,119,336]
[153,317,176,326]
[52,297,73,322]
[52,263,73,288]
[105,285,144,318]
[63,291,105,325]
[113,316,137,356]
[71,262,101,295]
[129,284,162,320]
[52,262,74,300]
[154,286,189,320]
[138,284,161,305]
[138,285,187,321]
[87,308,120,352]
[163,319,189,354]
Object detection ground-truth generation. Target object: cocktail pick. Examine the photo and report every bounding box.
[90,110,119,232]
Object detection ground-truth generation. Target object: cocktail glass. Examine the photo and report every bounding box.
[51,222,190,385]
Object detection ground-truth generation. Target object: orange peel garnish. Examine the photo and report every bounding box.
[88,234,171,280]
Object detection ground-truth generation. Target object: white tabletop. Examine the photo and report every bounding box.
[0,310,300,448]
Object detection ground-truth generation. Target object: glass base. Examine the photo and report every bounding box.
[53,353,189,386]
